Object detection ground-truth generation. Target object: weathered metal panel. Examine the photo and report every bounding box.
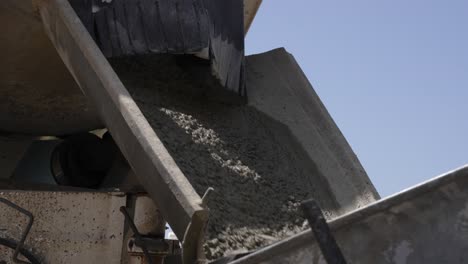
[68,0,209,56]
[0,191,126,263]
[231,165,468,264]
[68,0,246,96]
[203,0,246,96]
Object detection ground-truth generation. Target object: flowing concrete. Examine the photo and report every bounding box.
[112,54,343,259]
[110,48,380,259]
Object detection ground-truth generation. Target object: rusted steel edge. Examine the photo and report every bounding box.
[32,0,208,263]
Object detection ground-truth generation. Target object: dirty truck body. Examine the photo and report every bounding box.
[0,0,465,263]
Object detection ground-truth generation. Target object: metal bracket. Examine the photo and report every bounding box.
[301,199,347,264]
[0,198,35,264]
[120,206,155,264]
[201,187,214,207]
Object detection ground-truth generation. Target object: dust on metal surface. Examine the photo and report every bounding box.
[0,191,126,263]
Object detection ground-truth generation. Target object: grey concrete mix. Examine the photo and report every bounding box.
[111,56,340,259]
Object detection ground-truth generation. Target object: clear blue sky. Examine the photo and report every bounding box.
[246,0,468,197]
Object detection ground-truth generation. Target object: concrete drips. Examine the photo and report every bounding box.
[110,56,338,259]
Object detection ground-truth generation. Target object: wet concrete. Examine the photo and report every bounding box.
[111,56,339,259]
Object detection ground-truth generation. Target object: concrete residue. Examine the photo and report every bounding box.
[384,240,413,264]
[111,56,338,259]
[456,202,468,239]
